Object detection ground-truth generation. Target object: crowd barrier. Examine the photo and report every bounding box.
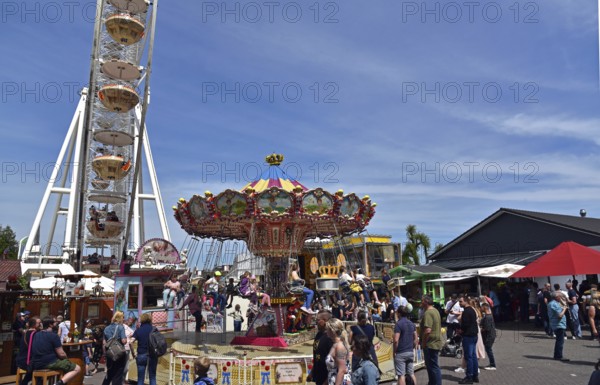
[170,353,312,385]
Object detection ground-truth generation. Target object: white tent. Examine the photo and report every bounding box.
[30,275,115,293]
[426,263,525,294]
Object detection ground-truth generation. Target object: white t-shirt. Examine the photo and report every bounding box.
[206,277,219,293]
[445,300,463,324]
[339,273,353,283]
[58,321,77,341]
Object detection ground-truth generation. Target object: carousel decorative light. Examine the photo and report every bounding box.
[174,154,376,257]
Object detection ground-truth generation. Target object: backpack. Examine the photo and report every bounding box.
[105,325,126,361]
[149,327,168,358]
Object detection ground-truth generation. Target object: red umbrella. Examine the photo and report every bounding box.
[511,241,600,278]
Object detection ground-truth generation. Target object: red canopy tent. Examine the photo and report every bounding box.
[511,241,600,278]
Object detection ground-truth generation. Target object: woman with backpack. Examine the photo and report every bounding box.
[349,311,378,371]
[102,312,128,385]
[132,313,158,385]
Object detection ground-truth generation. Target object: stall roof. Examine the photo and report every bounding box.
[426,263,525,283]
[389,264,452,277]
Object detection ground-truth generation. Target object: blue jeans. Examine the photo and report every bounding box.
[303,287,314,309]
[423,348,441,385]
[569,304,582,337]
[209,292,227,311]
[163,288,176,308]
[553,328,565,359]
[483,339,496,367]
[234,320,242,332]
[136,352,157,385]
[462,335,479,379]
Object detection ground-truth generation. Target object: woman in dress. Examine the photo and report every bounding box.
[350,334,379,385]
[325,318,350,385]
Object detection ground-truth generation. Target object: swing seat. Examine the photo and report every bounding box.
[286,280,306,296]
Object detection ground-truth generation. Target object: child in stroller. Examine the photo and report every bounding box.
[441,333,463,359]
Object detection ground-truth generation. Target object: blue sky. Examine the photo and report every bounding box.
[1,0,600,255]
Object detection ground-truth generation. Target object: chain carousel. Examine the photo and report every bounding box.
[163,154,399,385]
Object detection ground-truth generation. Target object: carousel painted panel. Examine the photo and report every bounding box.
[257,189,292,215]
[301,188,333,215]
[215,190,248,217]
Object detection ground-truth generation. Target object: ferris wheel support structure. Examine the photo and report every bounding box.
[21,0,169,275]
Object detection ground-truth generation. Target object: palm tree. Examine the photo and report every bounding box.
[402,224,431,265]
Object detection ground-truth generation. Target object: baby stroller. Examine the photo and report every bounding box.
[441,334,463,359]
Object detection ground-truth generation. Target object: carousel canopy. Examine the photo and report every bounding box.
[173,154,376,257]
[241,153,306,192]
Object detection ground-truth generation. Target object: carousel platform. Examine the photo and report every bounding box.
[127,328,398,385]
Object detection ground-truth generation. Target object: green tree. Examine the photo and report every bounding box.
[402,224,431,265]
[0,225,18,260]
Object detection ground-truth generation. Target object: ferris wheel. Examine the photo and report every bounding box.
[22,0,169,272]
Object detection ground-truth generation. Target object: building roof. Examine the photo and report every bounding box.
[0,260,22,281]
[429,208,600,264]
[0,260,23,292]
[430,251,544,270]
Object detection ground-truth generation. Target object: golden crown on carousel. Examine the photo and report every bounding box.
[318,265,339,278]
[265,153,284,166]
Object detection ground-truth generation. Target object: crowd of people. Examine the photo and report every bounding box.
[11,310,165,385]
[12,266,600,385]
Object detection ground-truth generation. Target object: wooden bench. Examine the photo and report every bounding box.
[0,374,17,385]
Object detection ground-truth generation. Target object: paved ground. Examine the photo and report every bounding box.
[39,322,600,385]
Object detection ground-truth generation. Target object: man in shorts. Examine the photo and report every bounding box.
[394,306,418,385]
[31,316,81,385]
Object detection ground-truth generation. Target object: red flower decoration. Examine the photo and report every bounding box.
[265,366,270,371]
[182,360,186,365]
[185,365,190,370]
[226,362,231,367]
[261,361,265,366]
[308,364,313,370]
[222,367,227,372]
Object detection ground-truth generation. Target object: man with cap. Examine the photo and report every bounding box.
[205,271,226,312]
